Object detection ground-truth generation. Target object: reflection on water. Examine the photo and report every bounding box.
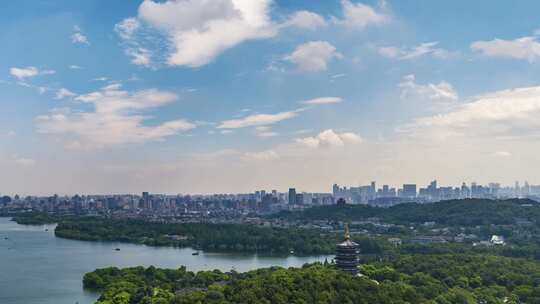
[0,217,331,304]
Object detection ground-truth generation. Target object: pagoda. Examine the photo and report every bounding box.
[335,224,359,275]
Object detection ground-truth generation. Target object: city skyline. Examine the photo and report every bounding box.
[3,0,540,195]
[2,179,539,197]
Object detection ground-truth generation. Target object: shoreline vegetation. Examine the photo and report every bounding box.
[54,219,339,255]
[9,212,59,225]
[84,254,540,304]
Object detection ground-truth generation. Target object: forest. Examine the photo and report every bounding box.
[274,198,540,226]
[8,212,59,225]
[54,218,341,255]
[84,253,540,304]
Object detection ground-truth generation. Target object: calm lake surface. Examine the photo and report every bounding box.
[0,217,331,304]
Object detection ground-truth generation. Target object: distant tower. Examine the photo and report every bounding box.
[288,188,297,205]
[335,224,359,275]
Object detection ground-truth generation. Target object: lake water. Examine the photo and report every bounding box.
[0,217,332,304]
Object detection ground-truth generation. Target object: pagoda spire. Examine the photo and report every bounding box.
[336,222,360,275]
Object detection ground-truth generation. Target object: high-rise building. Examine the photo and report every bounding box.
[288,188,296,205]
[381,184,390,197]
[142,192,151,209]
[427,180,438,198]
[333,184,340,197]
[524,181,530,197]
[370,181,376,199]
[402,184,417,198]
[295,193,304,205]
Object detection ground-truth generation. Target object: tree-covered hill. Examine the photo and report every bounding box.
[275,199,540,226]
[84,253,540,304]
[55,218,339,255]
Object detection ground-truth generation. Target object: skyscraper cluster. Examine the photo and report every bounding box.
[332,180,540,206]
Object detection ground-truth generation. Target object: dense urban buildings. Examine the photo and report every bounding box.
[2,180,540,218]
[333,180,540,206]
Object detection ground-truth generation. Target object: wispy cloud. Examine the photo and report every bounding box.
[242,150,280,161]
[218,110,300,129]
[399,74,458,102]
[55,88,76,100]
[36,84,196,149]
[10,66,55,80]
[301,97,343,105]
[13,155,36,167]
[471,36,540,62]
[379,42,456,60]
[254,126,279,137]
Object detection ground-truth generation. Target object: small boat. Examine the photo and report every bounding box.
[192,251,199,256]
[45,229,49,232]
[114,248,121,251]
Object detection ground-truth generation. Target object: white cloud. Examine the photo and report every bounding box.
[282,11,327,30]
[36,84,196,149]
[471,36,540,62]
[296,129,362,148]
[405,85,540,140]
[69,65,83,70]
[399,74,458,102]
[242,150,279,161]
[71,32,89,45]
[492,151,512,157]
[114,18,141,40]
[218,110,299,129]
[254,126,279,137]
[11,79,51,94]
[331,73,346,79]
[1,130,15,137]
[10,67,55,80]
[116,1,333,68]
[301,96,343,105]
[285,41,342,72]
[126,47,152,67]
[333,0,390,30]
[256,131,279,137]
[92,77,108,82]
[55,88,76,100]
[379,42,455,60]
[115,0,277,68]
[13,156,36,167]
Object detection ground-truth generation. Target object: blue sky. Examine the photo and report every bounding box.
[2,0,540,195]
